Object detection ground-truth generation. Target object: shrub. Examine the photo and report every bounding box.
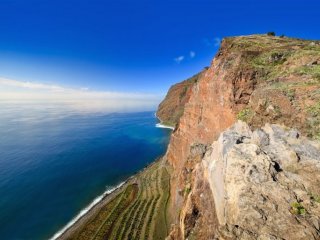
[307,101,320,117]
[185,186,191,195]
[310,193,320,203]
[267,32,276,36]
[290,202,306,215]
[282,88,295,101]
[237,108,254,122]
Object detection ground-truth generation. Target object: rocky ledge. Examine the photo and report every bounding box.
[203,121,320,239]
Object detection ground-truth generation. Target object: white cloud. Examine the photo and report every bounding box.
[204,37,221,47]
[174,56,184,64]
[0,78,162,113]
[0,78,65,92]
[190,51,196,58]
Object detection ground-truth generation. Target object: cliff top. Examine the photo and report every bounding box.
[220,34,320,82]
[159,34,320,140]
[223,35,320,140]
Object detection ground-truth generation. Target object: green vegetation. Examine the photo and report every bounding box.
[307,101,320,140]
[66,159,170,240]
[294,65,320,81]
[312,195,320,203]
[161,120,176,128]
[290,202,306,215]
[306,118,320,141]
[274,105,282,117]
[237,108,254,122]
[308,192,320,203]
[283,88,296,101]
[252,50,290,69]
[235,36,320,84]
[307,101,320,117]
[184,184,191,196]
[267,32,276,36]
[153,167,170,239]
[68,184,138,240]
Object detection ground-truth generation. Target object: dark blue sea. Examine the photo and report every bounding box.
[0,102,171,240]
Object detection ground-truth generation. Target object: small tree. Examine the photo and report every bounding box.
[267,32,276,36]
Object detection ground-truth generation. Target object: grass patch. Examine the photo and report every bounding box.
[312,195,320,203]
[237,108,254,122]
[307,101,320,117]
[153,167,170,239]
[306,102,320,140]
[308,192,320,203]
[290,201,306,215]
[306,117,320,141]
[184,184,191,196]
[294,65,320,81]
[252,50,290,67]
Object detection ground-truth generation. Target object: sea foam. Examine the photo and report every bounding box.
[155,123,174,130]
[49,181,125,240]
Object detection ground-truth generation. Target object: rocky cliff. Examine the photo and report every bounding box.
[203,121,320,239]
[159,35,320,239]
[157,71,203,127]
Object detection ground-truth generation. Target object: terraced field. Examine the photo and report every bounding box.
[63,158,170,240]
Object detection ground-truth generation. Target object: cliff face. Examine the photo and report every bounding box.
[157,72,202,127]
[160,35,320,239]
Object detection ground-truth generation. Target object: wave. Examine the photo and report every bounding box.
[50,115,168,240]
[155,123,174,130]
[154,111,174,130]
[49,181,125,240]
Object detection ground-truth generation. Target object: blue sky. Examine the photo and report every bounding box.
[0,0,319,105]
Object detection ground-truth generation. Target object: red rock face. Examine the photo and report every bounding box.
[162,35,320,237]
[156,72,202,127]
[165,42,242,228]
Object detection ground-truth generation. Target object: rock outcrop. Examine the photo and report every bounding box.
[159,35,320,239]
[203,121,320,239]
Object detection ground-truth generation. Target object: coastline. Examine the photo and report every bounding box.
[154,112,175,130]
[155,123,175,130]
[50,114,171,239]
[53,158,164,240]
[50,181,128,240]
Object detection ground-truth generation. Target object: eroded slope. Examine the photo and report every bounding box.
[163,34,320,239]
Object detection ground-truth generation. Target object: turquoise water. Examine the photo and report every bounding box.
[0,103,171,240]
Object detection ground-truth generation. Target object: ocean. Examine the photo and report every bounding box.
[0,102,171,240]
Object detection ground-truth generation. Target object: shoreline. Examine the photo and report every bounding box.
[155,123,175,130]
[49,181,127,240]
[52,158,164,240]
[154,112,175,130]
[50,114,170,239]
